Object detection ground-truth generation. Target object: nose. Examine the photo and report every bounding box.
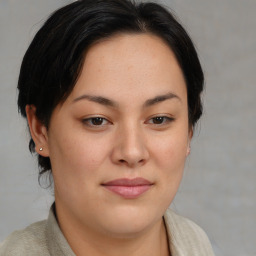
[111,124,149,168]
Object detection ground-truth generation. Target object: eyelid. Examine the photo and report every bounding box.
[81,114,174,128]
[146,115,175,125]
[82,116,112,127]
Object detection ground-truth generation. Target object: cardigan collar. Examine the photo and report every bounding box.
[45,204,181,256]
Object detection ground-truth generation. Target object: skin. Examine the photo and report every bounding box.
[26,33,192,256]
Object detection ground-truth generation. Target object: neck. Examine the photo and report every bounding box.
[55,204,170,256]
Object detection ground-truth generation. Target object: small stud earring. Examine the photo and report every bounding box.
[39,147,43,151]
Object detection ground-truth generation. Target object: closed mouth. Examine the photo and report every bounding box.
[102,177,153,199]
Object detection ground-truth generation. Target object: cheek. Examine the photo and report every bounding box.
[150,128,188,194]
[71,142,107,172]
[144,133,188,211]
[151,131,188,169]
[48,129,110,182]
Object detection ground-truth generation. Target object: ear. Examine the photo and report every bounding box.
[25,105,49,157]
[186,127,193,156]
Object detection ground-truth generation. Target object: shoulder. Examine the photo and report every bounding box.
[164,208,215,256]
[0,220,49,256]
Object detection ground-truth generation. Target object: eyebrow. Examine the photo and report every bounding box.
[72,92,181,108]
[73,94,118,107]
[143,92,181,108]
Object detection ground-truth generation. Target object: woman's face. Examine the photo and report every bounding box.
[43,33,191,236]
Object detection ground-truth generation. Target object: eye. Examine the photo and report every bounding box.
[147,116,174,125]
[82,117,110,127]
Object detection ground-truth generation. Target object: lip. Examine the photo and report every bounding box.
[102,178,153,199]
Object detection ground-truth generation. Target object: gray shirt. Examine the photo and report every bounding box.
[0,205,215,255]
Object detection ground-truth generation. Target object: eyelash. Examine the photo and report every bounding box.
[146,116,175,125]
[82,115,174,128]
[82,117,110,127]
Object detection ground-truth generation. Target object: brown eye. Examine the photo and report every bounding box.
[91,117,104,125]
[148,116,174,125]
[152,117,165,124]
[82,117,109,127]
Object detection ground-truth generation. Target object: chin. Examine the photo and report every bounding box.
[97,204,162,237]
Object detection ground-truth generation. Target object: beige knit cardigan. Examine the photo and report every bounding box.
[0,205,215,256]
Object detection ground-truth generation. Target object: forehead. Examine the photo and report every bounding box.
[68,33,187,104]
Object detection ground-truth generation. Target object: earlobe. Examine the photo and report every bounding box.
[25,105,49,157]
[186,145,191,156]
[186,127,193,156]
[189,127,193,140]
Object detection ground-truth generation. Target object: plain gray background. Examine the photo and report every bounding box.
[0,0,255,255]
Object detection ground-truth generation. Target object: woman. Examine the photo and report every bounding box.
[0,0,215,255]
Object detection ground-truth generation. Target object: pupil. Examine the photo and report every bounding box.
[153,117,164,124]
[92,117,103,125]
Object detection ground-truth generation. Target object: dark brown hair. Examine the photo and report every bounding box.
[17,0,204,182]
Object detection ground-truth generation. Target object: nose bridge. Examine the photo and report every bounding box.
[113,119,149,167]
[122,122,143,151]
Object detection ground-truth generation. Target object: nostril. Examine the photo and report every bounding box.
[118,158,145,166]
